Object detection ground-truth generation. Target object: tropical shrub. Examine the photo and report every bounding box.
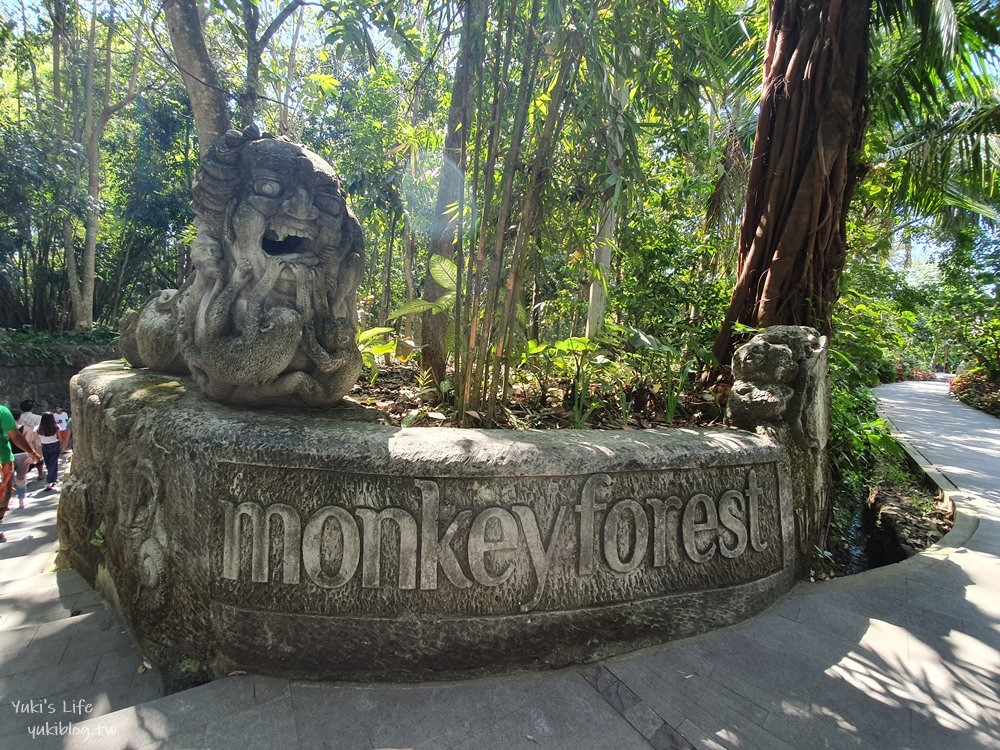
[950,369,1000,416]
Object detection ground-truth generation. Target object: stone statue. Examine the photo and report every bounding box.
[727,325,831,560]
[119,290,188,375]
[119,127,364,406]
[728,325,829,448]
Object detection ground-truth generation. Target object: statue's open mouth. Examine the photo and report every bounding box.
[262,229,314,257]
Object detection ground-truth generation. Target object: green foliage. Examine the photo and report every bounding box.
[0,0,995,446]
[389,254,458,320]
[518,337,598,425]
[90,521,108,553]
[606,325,702,423]
[0,327,118,366]
[951,369,1000,416]
[832,289,915,387]
[388,254,459,360]
[931,228,1000,378]
[826,382,907,551]
[0,41,193,329]
[357,326,397,383]
[1,326,118,346]
[514,324,707,428]
[399,368,453,426]
[827,253,926,559]
[550,336,602,427]
[320,0,423,65]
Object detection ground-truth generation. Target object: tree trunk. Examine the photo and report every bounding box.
[239,0,261,127]
[278,5,305,136]
[69,6,143,330]
[421,0,481,385]
[468,0,542,410]
[585,82,627,339]
[485,41,582,421]
[458,15,513,412]
[377,212,399,326]
[402,228,418,340]
[710,0,870,372]
[163,0,230,156]
[49,0,65,138]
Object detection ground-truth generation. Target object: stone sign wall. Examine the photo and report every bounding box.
[0,342,116,411]
[213,464,782,615]
[59,361,800,685]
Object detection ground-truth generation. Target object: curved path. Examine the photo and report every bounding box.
[0,380,997,749]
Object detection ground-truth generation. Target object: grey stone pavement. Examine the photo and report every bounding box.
[1,378,997,749]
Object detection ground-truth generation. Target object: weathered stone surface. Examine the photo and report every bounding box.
[728,382,793,423]
[118,127,364,407]
[0,342,117,410]
[119,290,188,375]
[60,362,798,683]
[728,325,831,565]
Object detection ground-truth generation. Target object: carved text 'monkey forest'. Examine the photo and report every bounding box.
[220,470,774,611]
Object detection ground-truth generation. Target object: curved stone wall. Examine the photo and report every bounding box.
[0,341,117,411]
[59,362,799,683]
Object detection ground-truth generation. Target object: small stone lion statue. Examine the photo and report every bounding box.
[119,126,364,407]
[728,325,832,558]
[727,325,829,448]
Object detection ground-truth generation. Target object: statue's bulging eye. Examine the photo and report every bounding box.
[314,190,341,215]
[255,179,283,198]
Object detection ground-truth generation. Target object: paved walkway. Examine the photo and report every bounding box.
[0,380,997,749]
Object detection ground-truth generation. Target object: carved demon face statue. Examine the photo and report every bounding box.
[230,140,348,307]
[169,128,364,407]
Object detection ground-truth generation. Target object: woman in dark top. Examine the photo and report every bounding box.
[36,412,60,490]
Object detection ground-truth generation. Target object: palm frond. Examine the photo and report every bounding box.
[871,0,999,129]
[872,100,1000,225]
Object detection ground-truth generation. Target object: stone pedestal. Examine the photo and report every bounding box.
[727,325,832,566]
[59,362,802,685]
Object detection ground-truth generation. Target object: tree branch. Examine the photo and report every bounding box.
[259,0,305,51]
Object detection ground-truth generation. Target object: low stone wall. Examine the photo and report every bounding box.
[0,343,117,411]
[59,362,804,686]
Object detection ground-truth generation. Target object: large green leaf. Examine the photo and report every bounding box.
[553,336,596,353]
[357,326,395,344]
[435,290,456,311]
[388,299,437,320]
[429,254,458,292]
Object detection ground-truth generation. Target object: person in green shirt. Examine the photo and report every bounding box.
[1,404,40,542]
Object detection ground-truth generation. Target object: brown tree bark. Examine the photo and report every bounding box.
[421,0,482,385]
[459,0,522,413]
[466,0,541,413]
[485,39,582,422]
[377,213,399,326]
[585,80,627,339]
[710,0,870,373]
[163,0,230,156]
[72,10,143,330]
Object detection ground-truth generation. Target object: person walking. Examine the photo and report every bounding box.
[12,451,29,509]
[17,400,44,481]
[1,404,41,542]
[35,412,61,491]
[54,405,71,453]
